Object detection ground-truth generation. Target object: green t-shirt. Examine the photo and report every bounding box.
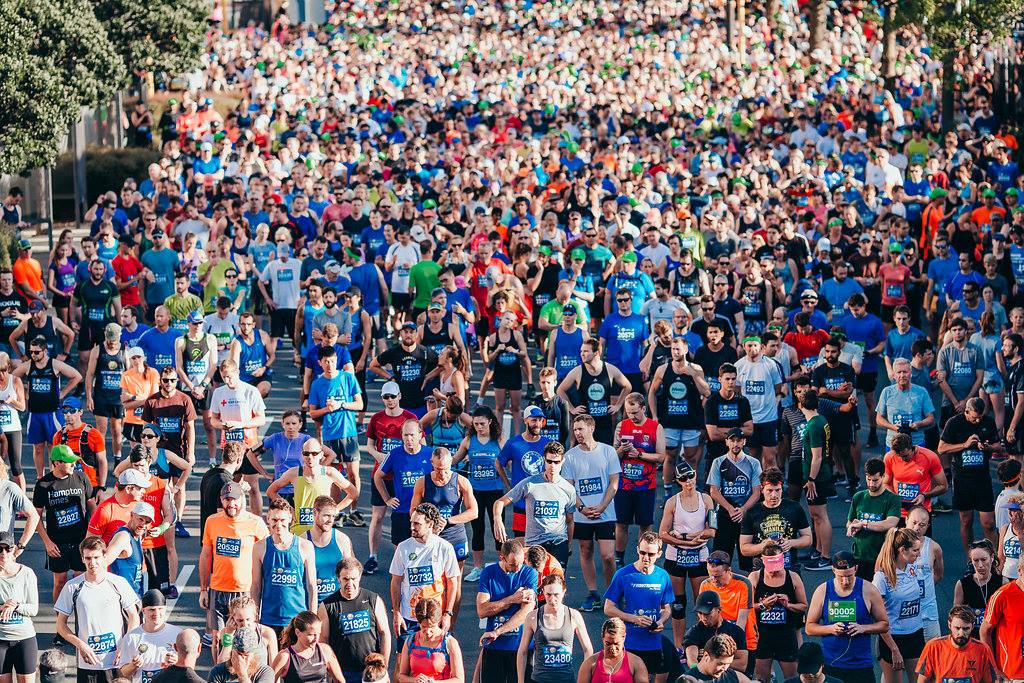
[802,414,832,481]
[847,489,902,560]
[408,261,442,309]
[539,298,588,328]
[199,259,233,311]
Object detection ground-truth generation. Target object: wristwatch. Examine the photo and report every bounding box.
[14,542,24,551]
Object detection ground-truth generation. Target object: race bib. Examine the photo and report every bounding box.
[899,599,921,619]
[744,380,766,395]
[317,577,337,599]
[216,537,242,557]
[677,547,702,567]
[717,404,738,421]
[276,269,294,282]
[88,632,117,654]
[225,429,245,443]
[623,463,645,480]
[952,362,971,376]
[298,507,314,526]
[541,645,572,666]
[578,477,604,497]
[470,459,496,481]
[100,371,121,390]
[157,416,181,434]
[896,481,921,502]
[886,284,903,298]
[961,449,984,467]
[826,600,856,623]
[407,565,435,587]
[533,500,560,519]
[55,506,81,528]
[760,606,787,625]
[270,567,299,586]
[340,609,372,633]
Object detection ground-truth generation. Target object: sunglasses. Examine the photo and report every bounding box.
[637,550,661,558]
[677,473,697,482]
[382,394,398,400]
[545,459,563,465]
[29,350,43,356]
[616,298,632,303]
[61,407,80,414]
[141,433,159,440]
[161,378,177,384]
[302,450,323,456]
[701,307,715,312]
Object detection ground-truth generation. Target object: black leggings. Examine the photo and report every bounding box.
[0,635,37,675]
[471,489,504,552]
[143,545,170,590]
[1,431,22,477]
[350,346,368,407]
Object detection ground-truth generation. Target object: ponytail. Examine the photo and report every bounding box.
[279,610,321,649]
[877,527,920,588]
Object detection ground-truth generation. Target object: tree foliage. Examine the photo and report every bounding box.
[93,0,209,76]
[925,0,1024,58]
[0,0,127,174]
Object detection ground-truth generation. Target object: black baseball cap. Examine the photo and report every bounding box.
[831,551,856,570]
[797,642,825,674]
[694,591,721,614]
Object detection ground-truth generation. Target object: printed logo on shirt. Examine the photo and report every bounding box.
[215,537,242,557]
[587,383,606,401]
[522,451,543,476]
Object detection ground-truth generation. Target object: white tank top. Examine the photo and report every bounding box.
[1003,525,1021,579]
[439,368,457,396]
[910,536,938,621]
[0,375,19,433]
[666,492,710,565]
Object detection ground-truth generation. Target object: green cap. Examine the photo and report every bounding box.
[930,188,948,200]
[983,188,997,198]
[538,245,552,256]
[620,251,638,263]
[827,218,843,228]
[570,248,586,261]
[50,445,79,463]
[888,242,903,253]
[1008,188,1019,196]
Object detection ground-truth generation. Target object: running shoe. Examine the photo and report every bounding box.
[579,593,601,612]
[334,513,350,529]
[804,557,833,571]
[164,585,179,599]
[175,521,190,538]
[349,510,367,527]
[932,500,953,514]
[364,556,379,575]
[464,566,484,582]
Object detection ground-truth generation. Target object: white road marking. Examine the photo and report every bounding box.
[165,564,195,616]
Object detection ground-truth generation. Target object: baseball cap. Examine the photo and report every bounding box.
[232,627,260,653]
[50,445,79,463]
[200,141,213,151]
[675,461,696,481]
[523,406,545,420]
[858,233,873,242]
[186,310,204,324]
[800,289,818,300]
[562,305,577,315]
[381,381,401,397]
[152,228,166,238]
[888,242,903,253]
[707,550,731,566]
[400,322,416,331]
[983,188,998,198]
[17,239,30,251]
[221,482,246,500]
[118,469,150,488]
[694,591,721,614]
[0,532,15,550]
[831,550,857,569]
[816,238,831,252]
[428,302,443,311]
[28,300,44,313]
[126,346,145,360]
[725,427,746,440]
[142,588,166,608]
[104,322,121,341]
[327,261,343,274]
[797,643,825,675]
[133,501,156,520]
[570,248,586,261]
[61,396,82,412]
[930,188,948,199]
[620,251,638,263]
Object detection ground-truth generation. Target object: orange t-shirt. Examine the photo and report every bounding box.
[202,511,269,592]
[916,635,994,683]
[87,496,134,543]
[122,367,160,426]
[140,477,168,549]
[984,581,1024,678]
[53,424,106,486]
[536,554,565,604]
[698,577,758,650]
[12,257,42,296]
[884,447,943,514]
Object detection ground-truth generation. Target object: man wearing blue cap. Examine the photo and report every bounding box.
[175,310,219,466]
[52,396,108,495]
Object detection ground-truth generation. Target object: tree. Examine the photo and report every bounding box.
[808,0,828,53]
[92,0,209,78]
[0,0,126,175]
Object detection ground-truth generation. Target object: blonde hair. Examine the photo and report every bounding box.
[877,527,921,587]
[602,618,626,638]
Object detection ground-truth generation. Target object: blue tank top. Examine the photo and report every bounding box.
[876,567,924,635]
[423,472,468,547]
[468,436,503,491]
[260,535,309,627]
[348,308,364,350]
[307,529,345,603]
[349,263,381,316]
[820,578,873,670]
[552,328,583,380]
[431,413,465,450]
[236,332,268,382]
[109,527,144,597]
[302,302,325,355]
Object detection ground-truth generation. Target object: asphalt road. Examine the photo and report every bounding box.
[18,341,979,677]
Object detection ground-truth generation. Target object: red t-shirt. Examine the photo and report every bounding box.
[916,635,994,683]
[87,495,134,543]
[879,263,911,306]
[784,329,830,370]
[469,258,511,323]
[983,581,1024,678]
[366,409,417,476]
[112,254,144,306]
[883,446,943,514]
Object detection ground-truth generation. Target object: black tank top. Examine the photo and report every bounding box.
[672,267,702,300]
[27,317,59,357]
[421,320,454,356]
[754,570,800,630]
[94,346,125,400]
[957,572,1003,637]
[740,280,769,323]
[578,362,612,420]
[491,330,523,375]
[323,588,381,674]
[656,364,703,430]
[27,357,60,413]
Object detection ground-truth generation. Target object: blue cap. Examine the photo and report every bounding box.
[61,396,83,411]
[523,406,545,419]
[187,310,204,324]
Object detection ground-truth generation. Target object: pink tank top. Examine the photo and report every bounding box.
[591,650,633,683]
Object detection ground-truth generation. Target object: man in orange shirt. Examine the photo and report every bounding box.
[981,565,1024,681]
[11,239,43,303]
[52,397,107,493]
[918,605,995,683]
[883,432,948,517]
[697,550,757,652]
[970,189,1007,233]
[87,468,149,541]
[199,481,269,645]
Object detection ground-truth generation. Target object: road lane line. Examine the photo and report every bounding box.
[166,564,195,616]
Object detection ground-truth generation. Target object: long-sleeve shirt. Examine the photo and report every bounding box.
[0,564,39,640]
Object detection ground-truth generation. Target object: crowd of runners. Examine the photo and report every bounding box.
[2,0,1024,682]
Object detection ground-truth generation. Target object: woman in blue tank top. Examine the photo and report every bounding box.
[419,395,472,468]
[453,406,508,583]
[411,447,476,568]
[872,528,926,682]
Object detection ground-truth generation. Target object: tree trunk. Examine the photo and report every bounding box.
[809,0,827,52]
[942,50,957,132]
[880,1,898,92]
